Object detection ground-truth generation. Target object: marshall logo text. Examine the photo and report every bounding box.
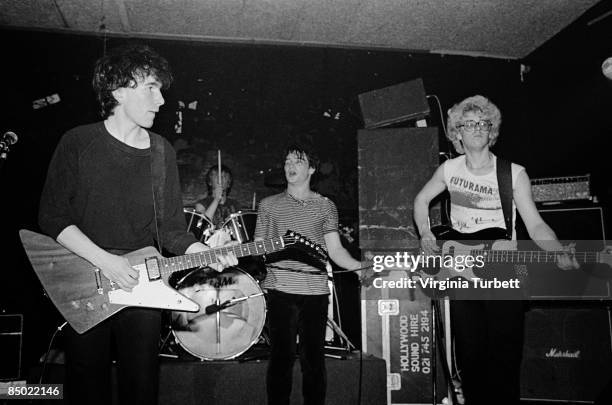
[545,348,581,359]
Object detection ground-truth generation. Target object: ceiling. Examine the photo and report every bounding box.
[0,0,606,59]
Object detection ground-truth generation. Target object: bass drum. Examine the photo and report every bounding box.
[171,267,266,360]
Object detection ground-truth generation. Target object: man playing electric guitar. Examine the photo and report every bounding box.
[413,95,578,405]
[38,44,237,405]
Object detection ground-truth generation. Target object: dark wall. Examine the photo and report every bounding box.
[520,0,612,205]
[0,28,526,217]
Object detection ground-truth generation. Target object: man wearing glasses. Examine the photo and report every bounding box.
[413,95,577,405]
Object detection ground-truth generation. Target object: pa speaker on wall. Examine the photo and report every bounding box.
[521,305,612,403]
[358,78,430,129]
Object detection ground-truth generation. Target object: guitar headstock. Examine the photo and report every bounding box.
[283,230,329,263]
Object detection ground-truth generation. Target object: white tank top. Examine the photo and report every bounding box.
[443,154,525,238]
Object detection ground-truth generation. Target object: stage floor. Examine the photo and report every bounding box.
[28,351,387,405]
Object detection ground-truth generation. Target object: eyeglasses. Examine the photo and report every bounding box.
[456,120,493,133]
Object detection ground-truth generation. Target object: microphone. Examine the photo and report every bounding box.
[2,131,18,146]
[0,131,18,152]
[204,301,229,315]
[603,57,612,80]
[0,131,18,160]
[203,292,264,314]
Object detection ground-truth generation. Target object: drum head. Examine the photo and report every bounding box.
[171,267,266,360]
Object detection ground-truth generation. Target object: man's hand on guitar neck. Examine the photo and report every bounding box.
[556,242,580,271]
[185,240,238,272]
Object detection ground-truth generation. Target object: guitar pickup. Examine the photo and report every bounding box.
[145,257,161,281]
[94,268,103,295]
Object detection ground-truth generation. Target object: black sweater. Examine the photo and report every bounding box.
[39,122,196,255]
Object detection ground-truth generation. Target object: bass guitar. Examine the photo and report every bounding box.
[19,229,327,334]
[419,225,611,285]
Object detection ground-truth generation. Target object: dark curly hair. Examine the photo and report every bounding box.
[92,43,173,118]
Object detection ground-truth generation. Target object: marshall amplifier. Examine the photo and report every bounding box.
[521,305,612,402]
[530,175,591,202]
[516,205,610,299]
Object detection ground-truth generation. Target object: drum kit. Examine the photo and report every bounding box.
[162,208,265,360]
[163,207,354,361]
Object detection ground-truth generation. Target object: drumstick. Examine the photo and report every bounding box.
[217,150,222,185]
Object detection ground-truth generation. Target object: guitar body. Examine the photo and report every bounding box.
[19,228,325,334]
[19,229,199,334]
[431,225,508,243]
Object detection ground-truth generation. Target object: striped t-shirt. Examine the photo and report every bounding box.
[254,192,338,295]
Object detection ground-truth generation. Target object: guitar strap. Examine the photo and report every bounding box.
[149,133,166,252]
[496,157,513,240]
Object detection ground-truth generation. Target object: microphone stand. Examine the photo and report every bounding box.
[430,287,459,405]
[0,148,8,173]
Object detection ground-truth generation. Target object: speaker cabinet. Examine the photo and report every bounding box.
[358,127,439,250]
[538,205,606,241]
[521,305,612,402]
[517,205,610,299]
[358,78,430,129]
[0,314,23,380]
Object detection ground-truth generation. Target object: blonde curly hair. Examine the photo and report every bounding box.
[446,95,501,154]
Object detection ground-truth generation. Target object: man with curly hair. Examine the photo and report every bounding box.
[413,95,577,405]
[38,43,236,405]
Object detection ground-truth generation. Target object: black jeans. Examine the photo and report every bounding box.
[266,290,329,405]
[451,300,525,405]
[63,307,161,405]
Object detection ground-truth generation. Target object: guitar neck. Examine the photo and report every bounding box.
[471,249,600,265]
[158,237,286,277]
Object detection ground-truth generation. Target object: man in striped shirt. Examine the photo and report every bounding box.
[255,145,363,405]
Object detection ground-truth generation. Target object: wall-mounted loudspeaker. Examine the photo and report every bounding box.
[358,78,429,129]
